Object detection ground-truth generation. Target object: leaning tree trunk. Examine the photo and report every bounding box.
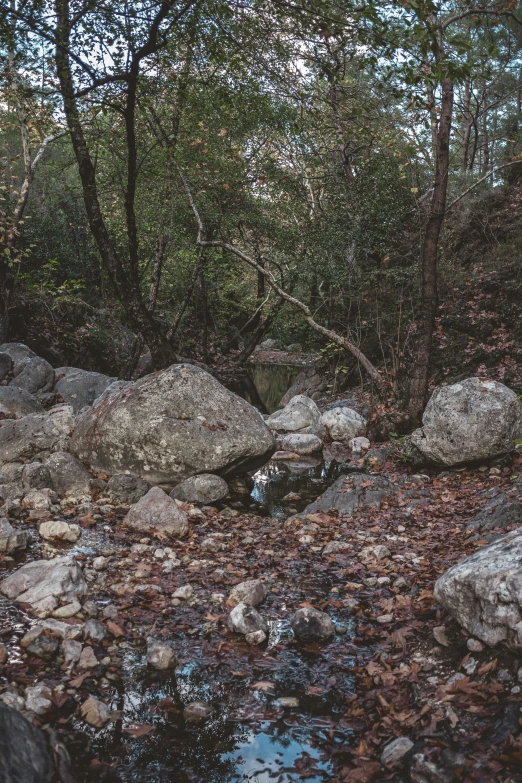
[407,72,454,424]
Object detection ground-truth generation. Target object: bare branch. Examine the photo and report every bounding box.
[448,159,522,211]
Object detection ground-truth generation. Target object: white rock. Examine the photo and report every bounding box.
[92,556,108,571]
[320,407,366,442]
[228,602,268,635]
[78,646,98,668]
[280,433,323,454]
[349,436,371,452]
[229,579,266,608]
[0,556,86,618]
[25,683,52,715]
[244,630,267,645]
[266,395,324,436]
[124,487,188,538]
[146,639,177,670]
[172,584,193,600]
[381,736,414,765]
[80,696,110,727]
[39,520,81,544]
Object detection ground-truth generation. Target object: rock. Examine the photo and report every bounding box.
[0,643,6,664]
[434,528,522,649]
[92,556,108,571]
[52,599,81,618]
[266,395,323,436]
[285,343,302,352]
[467,638,484,652]
[84,619,106,643]
[229,579,266,608]
[172,584,193,600]
[258,338,282,350]
[0,555,87,618]
[0,702,54,782]
[372,545,391,560]
[124,487,188,538]
[183,701,213,723]
[23,487,56,510]
[409,753,451,783]
[0,343,36,374]
[62,639,82,666]
[70,364,275,485]
[0,404,75,465]
[170,474,229,504]
[10,356,54,395]
[0,692,25,710]
[228,602,268,635]
[349,436,371,452]
[300,473,390,517]
[433,626,450,647]
[41,618,83,640]
[280,433,323,454]
[0,386,43,419]
[78,646,98,668]
[0,352,12,381]
[245,630,266,645]
[0,518,28,554]
[323,540,351,555]
[381,736,414,765]
[21,462,53,491]
[411,378,522,466]
[146,638,177,670]
[80,696,110,727]
[107,473,151,505]
[25,631,60,660]
[290,607,334,642]
[277,697,299,708]
[280,364,328,407]
[25,684,52,715]
[39,520,81,544]
[53,367,116,412]
[44,452,91,497]
[321,406,366,442]
[466,479,522,533]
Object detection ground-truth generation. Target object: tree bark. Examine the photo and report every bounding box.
[461,79,472,171]
[407,63,454,423]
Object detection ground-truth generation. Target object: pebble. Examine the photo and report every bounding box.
[79,646,98,668]
[376,614,394,624]
[467,638,484,652]
[25,683,52,715]
[172,585,194,600]
[381,736,414,766]
[80,696,110,727]
[92,556,108,571]
[497,668,512,683]
[245,630,266,645]
[52,599,82,618]
[147,639,177,670]
[433,626,450,647]
[276,697,299,708]
[153,548,166,559]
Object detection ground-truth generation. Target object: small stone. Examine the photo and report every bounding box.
[376,614,394,624]
[447,672,466,685]
[393,577,409,590]
[200,537,224,553]
[511,685,521,694]
[245,630,266,645]
[290,607,334,642]
[373,545,391,560]
[0,691,25,710]
[183,701,213,723]
[102,604,118,619]
[82,600,98,617]
[397,525,406,533]
[92,556,108,571]
[381,736,414,766]
[172,584,193,600]
[229,579,266,608]
[153,548,166,559]
[349,436,370,452]
[467,638,484,653]
[62,639,82,666]
[25,683,52,715]
[39,519,81,543]
[323,540,351,555]
[276,697,299,708]
[433,626,450,647]
[52,599,82,618]
[147,639,177,670]
[228,603,268,635]
[377,577,391,586]
[80,696,110,727]
[497,668,512,683]
[84,619,106,643]
[462,657,477,675]
[79,646,98,668]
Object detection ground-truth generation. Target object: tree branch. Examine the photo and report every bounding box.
[448,159,522,211]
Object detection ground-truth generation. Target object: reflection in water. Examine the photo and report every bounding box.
[229,363,301,414]
[251,459,346,518]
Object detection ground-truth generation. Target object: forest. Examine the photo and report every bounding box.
[1,1,522,782]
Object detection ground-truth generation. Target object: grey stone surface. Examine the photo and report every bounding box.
[107,473,151,504]
[10,356,54,395]
[434,528,522,649]
[170,474,229,504]
[124,487,188,538]
[147,638,177,670]
[0,555,87,618]
[320,406,366,442]
[381,736,414,766]
[300,473,390,517]
[0,386,43,419]
[0,352,12,381]
[21,462,53,491]
[71,364,275,485]
[267,395,324,437]
[0,343,36,374]
[44,451,91,497]
[54,366,116,412]
[280,433,323,454]
[411,378,522,466]
[0,703,54,782]
[0,405,75,465]
[290,607,334,642]
[229,579,266,607]
[228,602,268,635]
[0,518,28,554]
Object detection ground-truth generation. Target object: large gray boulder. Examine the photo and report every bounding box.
[0,703,54,783]
[0,352,12,381]
[0,386,43,419]
[0,556,87,618]
[301,473,391,517]
[10,356,54,395]
[434,529,522,650]
[44,451,92,497]
[266,395,324,437]
[107,473,151,504]
[54,366,116,412]
[70,364,275,485]
[0,342,36,374]
[320,406,366,442]
[170,474,229,504]
[411,378,522,466]
[124,486,188,537]
[0,405,75,465]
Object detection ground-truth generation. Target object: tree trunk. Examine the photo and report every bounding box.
[461,79,472,171]
[407,70,454,423]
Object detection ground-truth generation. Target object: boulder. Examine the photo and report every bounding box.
[53,366,116,412]
[286,343,302,352]
[70,364,275,485]
[266,395,324,436]
[349,436,371,452]
[300,473,390,517]
[0,387,43,419]
[107,473,151,504]
[124,487,188,538]
[0,405,75,465]
[0,555,87,618]
[22,462,53,491]
[44,452,91,497]
[25,684,53,715]
[0,518,28,554]
[10,356,54,395]
[258,338,282,350]
[0,352,12,381]
[228,602,268,635]
[411,378,522,466]
[147,638,177,670]
[320,406,366,442]
[170,474,229,504]
[290,607,334,642]
[0,342,36,374]
[0,703,54,783]
[229,579,266,607]
[280,364,328,407]
[39,520,81,544]
[280,433,322,454]
[434,529,522,649]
